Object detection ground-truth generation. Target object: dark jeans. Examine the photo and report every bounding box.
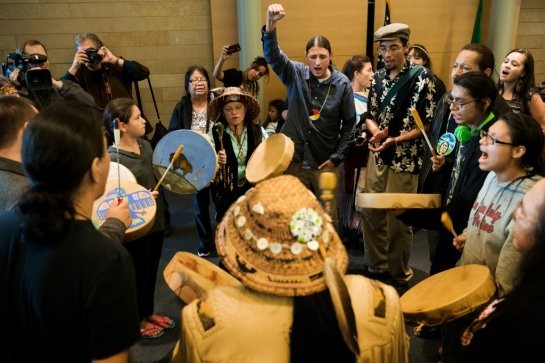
[124,231,164,319]
[194,186,214,250]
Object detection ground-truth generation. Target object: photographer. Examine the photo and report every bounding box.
[62,33,150,110]
[4,40,95,110]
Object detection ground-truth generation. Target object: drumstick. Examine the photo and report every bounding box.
[410,107,437,158]
[112,118,122,203]
[153,145,184,192]
[214,122,227,183]
[319,171,337,216]
[441,211,458,238]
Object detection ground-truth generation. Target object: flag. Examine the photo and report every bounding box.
[471,0,483,43]
[376,0,391,70]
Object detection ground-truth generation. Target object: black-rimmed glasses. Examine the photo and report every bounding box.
[445,96,476,109]
[480,130,515,146]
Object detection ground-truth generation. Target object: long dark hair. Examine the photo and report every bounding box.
[184,64,211,96]
[461,44,495,75]
[103,97,137,145]
[498,49,537,115]
[18,102,105,243]
[243,56,269,97]
[341,55,371,82]
[453,71,497,115]
[262,98,284,129]
[500,112,545,176]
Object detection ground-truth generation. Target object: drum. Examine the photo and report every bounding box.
[246,133,294,184]
[92,179,157,242]
[152,130,217,194]
[400,264,496,327]
[356,192,441,209]
[163,251,241,304]
[108,161,136,183]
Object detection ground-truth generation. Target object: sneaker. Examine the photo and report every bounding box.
[197,247,211,257]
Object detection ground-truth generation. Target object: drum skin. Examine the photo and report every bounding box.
[92,180,157,242]
[152,130,217,194]
[246,133,294,184]
[108,161,136,183]
[400,264,496,326]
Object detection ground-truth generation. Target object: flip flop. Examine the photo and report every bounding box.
[146,314,175,330]
[140,322,165,339]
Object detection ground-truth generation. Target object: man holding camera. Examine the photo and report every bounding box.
[6,40,95,109]
[62,33,150,110]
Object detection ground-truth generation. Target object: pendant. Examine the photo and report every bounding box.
[436,132,456,156]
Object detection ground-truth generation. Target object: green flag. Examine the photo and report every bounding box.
[471,0,483,43]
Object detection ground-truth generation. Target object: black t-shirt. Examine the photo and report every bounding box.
[0,211,140,362]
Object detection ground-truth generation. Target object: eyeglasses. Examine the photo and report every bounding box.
[445,96,476,109]
[378,45,403,53]
[189,78,207,84]
[480,130,515,146]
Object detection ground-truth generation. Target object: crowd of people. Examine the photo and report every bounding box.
[1,2,545,362]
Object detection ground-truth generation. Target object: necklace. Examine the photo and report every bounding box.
[308,81,332,121]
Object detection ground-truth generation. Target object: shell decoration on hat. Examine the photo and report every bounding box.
[215,175,348,297]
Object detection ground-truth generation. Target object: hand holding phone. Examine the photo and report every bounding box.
[225,43,241,55]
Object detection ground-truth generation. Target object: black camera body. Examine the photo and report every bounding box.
[85,48,103,64]
[2,53,48,80]
[25,69,52,91]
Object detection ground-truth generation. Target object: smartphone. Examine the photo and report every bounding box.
[226,43,241,55]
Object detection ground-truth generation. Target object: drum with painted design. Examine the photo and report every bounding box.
[92,179,157,242]
[152,130,218,194]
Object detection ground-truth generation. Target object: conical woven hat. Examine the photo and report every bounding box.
[207,87,261,122]
[216,175,348,296]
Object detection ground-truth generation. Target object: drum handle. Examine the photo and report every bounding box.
[154,145,184,192]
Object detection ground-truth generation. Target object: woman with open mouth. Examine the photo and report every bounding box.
[498,48,545,132]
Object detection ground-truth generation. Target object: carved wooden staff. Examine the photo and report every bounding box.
[214,122,227,184]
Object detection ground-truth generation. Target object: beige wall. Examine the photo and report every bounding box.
[0,0,542,129]
[0,0,214,125]
[517,0,545,83]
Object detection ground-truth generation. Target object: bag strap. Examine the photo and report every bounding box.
[146,77,162,123]
[379,65,422,113]
[133,77,162,123]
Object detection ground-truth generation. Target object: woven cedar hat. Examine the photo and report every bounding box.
[207,87,261,122]
[215,175,348,297]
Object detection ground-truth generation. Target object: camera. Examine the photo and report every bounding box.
[85,48,103,64]
[25,69,52,91]
[2,52,48,81]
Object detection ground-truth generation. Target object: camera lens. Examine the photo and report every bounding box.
[85,48,103,64]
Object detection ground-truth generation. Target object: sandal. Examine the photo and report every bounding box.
[140,321,164,339]
[146,314,175,330]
